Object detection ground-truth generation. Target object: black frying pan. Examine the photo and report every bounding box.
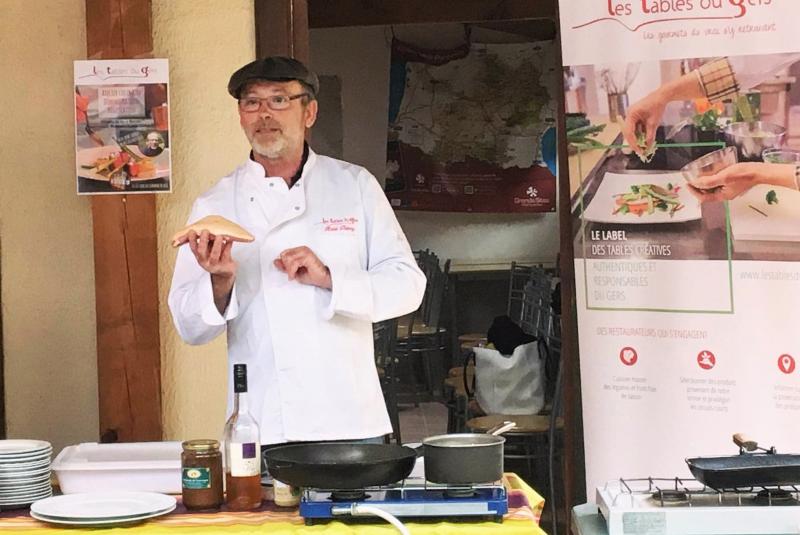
[265,443,417,489]
[686,433,800,490]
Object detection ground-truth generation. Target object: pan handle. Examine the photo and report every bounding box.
[488,421,517,436]
[733,433,757,452]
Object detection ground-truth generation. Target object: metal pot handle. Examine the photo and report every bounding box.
[733,433,757,452]
[487,421,516,436]
[732,433,777,455]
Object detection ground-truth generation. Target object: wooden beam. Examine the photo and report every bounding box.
[308,0,556,28]
[255,0,310,62]
[86,0,153,59]
[554,1,588,521]
[85,0,162,442]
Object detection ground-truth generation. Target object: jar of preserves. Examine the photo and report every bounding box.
[181,439,224,511]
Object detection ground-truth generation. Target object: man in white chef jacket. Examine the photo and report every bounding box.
[168,56,427,447]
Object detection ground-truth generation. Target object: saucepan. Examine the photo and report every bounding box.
[686,433,800,490]
[417,421,517,485]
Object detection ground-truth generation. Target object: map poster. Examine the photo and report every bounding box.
[74,59,171,195]
[384,39,558,213]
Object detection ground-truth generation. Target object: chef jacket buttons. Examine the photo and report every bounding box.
[269,183,274,187]
[294,206,300,211]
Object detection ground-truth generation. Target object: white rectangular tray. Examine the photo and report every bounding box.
[52,442,182,494]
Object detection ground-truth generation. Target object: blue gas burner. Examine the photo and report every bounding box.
[299,480,508,525]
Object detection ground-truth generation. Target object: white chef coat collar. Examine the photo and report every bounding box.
[243,144,318,188]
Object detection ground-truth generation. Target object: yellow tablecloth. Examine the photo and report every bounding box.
[0,474,545,534]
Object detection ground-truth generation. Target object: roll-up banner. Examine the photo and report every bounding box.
[559,1,800,496]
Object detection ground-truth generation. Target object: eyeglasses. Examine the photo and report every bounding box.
[238,93,309,112]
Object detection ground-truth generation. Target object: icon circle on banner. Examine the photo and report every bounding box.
[697,350,716,370]
[619,347,637,366]
[778,354,796,375]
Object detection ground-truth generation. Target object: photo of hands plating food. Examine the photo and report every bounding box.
[566,52,800,260]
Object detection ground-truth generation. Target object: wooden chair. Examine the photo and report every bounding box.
[373,319,402,444]
[507,261,536,323]
[396,253,451,401]
[442,353,476,433]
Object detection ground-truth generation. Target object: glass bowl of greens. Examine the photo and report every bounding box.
[680,146,738,188]
[762,148,800,164]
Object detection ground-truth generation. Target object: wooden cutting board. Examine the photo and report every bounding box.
[730,184,800,241]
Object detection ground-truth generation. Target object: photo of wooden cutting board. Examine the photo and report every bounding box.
[730,184,800,242]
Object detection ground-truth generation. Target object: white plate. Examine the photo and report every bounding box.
[0,440,51,453]
[76,145,170,181]
[31,503,175,521]
[0,476,50,492]
[30,504,176,527]
[581,172,701,224]
[0,483,51,495]
[0,486,52,501]
[0,450,52,466]
[31,491,176,520]
[0,480,51,492]
[0,469,50,479]
[0,439,53,459]
[0,491,52,505]
[0,459,50,470]
[0,472,51,483]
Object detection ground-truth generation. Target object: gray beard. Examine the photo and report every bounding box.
[250,135,288,160]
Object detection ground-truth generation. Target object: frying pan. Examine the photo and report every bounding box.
[265,443,417,489]
[686,433,800,490]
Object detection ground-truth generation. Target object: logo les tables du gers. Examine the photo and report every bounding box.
[78,64,156,81]
[574,0,772,32]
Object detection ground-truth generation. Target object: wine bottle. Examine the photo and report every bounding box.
[223,364,262,511]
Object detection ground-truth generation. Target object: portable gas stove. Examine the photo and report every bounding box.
[597,477,800,535]
[299,476,507,525]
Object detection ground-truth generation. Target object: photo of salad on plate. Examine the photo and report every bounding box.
[613,183,684,217]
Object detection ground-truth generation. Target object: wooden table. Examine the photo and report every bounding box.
[0,474,547,534]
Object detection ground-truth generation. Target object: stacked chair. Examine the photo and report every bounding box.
[393,250,451,404]
[372,318,401,444]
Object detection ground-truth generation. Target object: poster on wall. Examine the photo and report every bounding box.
[384,38,558,213]
[560,0,800,497]
[74,59,171,195]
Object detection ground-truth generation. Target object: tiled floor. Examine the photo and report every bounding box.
[397,401,449,444]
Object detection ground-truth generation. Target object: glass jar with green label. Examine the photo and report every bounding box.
[182,439,223,511]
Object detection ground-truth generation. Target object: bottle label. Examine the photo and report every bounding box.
[182,467,211,489]
[230,442,260,477]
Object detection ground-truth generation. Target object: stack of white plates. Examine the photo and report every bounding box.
[0,439,53,508]
[30,492,176,527]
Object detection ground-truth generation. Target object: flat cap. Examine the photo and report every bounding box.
[228,56,320,98]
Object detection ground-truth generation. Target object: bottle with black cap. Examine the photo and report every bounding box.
[223,364,262,510]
